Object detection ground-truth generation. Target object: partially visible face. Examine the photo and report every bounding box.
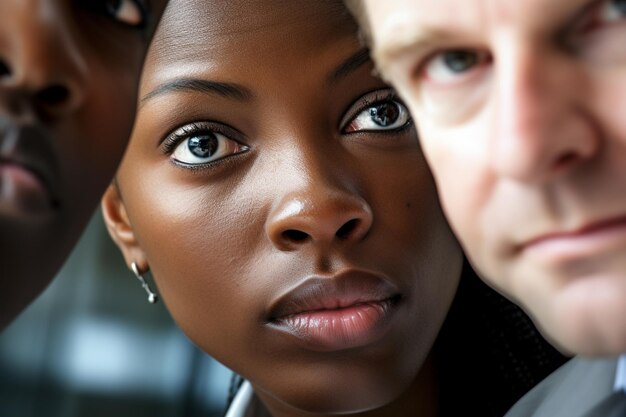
[104,0,462,414]
[0,0,167,327]
[362,0,626,355]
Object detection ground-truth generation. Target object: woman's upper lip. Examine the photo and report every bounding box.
[0,123,61,204]
[267,269,400,321]
[519,214,626,250]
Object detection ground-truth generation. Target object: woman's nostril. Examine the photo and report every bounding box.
[282,229,309,243]
[36,85,70,105]
[336,218,360,239]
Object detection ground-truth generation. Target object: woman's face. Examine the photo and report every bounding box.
[104,0,462,414]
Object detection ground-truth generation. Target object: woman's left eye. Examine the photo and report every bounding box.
[170,130,249,166]
[343,95,411,133]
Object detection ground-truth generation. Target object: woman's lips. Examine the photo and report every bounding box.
[267,270,401,352]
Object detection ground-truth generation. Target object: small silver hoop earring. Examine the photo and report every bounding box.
[131,261,158,304]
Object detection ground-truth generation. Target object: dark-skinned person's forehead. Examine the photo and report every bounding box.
[145,0,361,74]
[152,0,353,42]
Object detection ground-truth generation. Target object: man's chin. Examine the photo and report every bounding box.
[541,276,626,356]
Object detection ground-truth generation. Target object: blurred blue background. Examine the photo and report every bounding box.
[0,211,233,417]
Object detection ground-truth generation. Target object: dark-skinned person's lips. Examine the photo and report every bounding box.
[0,121,61,217]
[266,269,402,352]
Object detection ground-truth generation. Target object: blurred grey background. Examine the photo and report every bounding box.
[0,211,233,417]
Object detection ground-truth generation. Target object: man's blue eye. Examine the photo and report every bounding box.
[443,51,480,73]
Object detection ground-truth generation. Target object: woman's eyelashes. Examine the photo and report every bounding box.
[164,124,249,167]
[81,0,148,28]
[343,91,412,133]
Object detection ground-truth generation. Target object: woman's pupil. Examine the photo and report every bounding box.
[370,102,399,127]
[188,134,218,158]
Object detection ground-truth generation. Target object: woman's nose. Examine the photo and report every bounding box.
[265,187,373,252]
[0,1,86,118]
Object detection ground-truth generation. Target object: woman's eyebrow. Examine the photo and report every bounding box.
[329,48,372,84]
[140,79,254,106]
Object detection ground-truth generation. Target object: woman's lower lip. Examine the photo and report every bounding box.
[268,298,398,352]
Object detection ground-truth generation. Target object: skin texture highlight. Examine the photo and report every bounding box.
[0,0,167,329]
[360,0,626,355]
[103,0,463,416]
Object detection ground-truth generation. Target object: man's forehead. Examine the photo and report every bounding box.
[366,0,593,63]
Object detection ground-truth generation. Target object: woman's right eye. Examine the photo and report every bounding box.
[422,49,491,84]
[169,130,249,166]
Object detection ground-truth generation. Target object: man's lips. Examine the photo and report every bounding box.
[266,270,401,352]
[519,215,626,261]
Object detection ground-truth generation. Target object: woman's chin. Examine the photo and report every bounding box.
[255,372,415,415]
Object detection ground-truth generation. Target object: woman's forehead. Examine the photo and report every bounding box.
[154,0,351,41]
[142,0,359,89]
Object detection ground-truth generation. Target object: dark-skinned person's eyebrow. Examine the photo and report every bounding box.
[140,79,254,106]
[329,48,372,84]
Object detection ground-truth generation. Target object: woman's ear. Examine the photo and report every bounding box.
[101,183,148,271]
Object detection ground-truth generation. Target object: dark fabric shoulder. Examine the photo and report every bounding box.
[434,260,569,417]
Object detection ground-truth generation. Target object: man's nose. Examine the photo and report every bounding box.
[0,0,87,119]
[489,42,598,184]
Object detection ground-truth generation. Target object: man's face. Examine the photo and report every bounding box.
[363,0,626,355]
[0,0,166,328]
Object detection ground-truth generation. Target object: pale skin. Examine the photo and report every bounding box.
[360,0,626,356]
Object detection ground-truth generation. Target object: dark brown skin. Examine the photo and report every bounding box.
[0,0,167,328]
[103,0,463,416]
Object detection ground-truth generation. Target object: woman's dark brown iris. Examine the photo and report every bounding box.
[369,102,400,127]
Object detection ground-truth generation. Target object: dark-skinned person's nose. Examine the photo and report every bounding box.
[0,1,86,119]
[265,186,373,252]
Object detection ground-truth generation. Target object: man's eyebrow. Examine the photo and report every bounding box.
[140,79,253,106]
[329,48,372,84]
[373,26,449,69]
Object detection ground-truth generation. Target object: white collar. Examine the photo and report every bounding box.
[613,355,626,394]
[224,380,254,417]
